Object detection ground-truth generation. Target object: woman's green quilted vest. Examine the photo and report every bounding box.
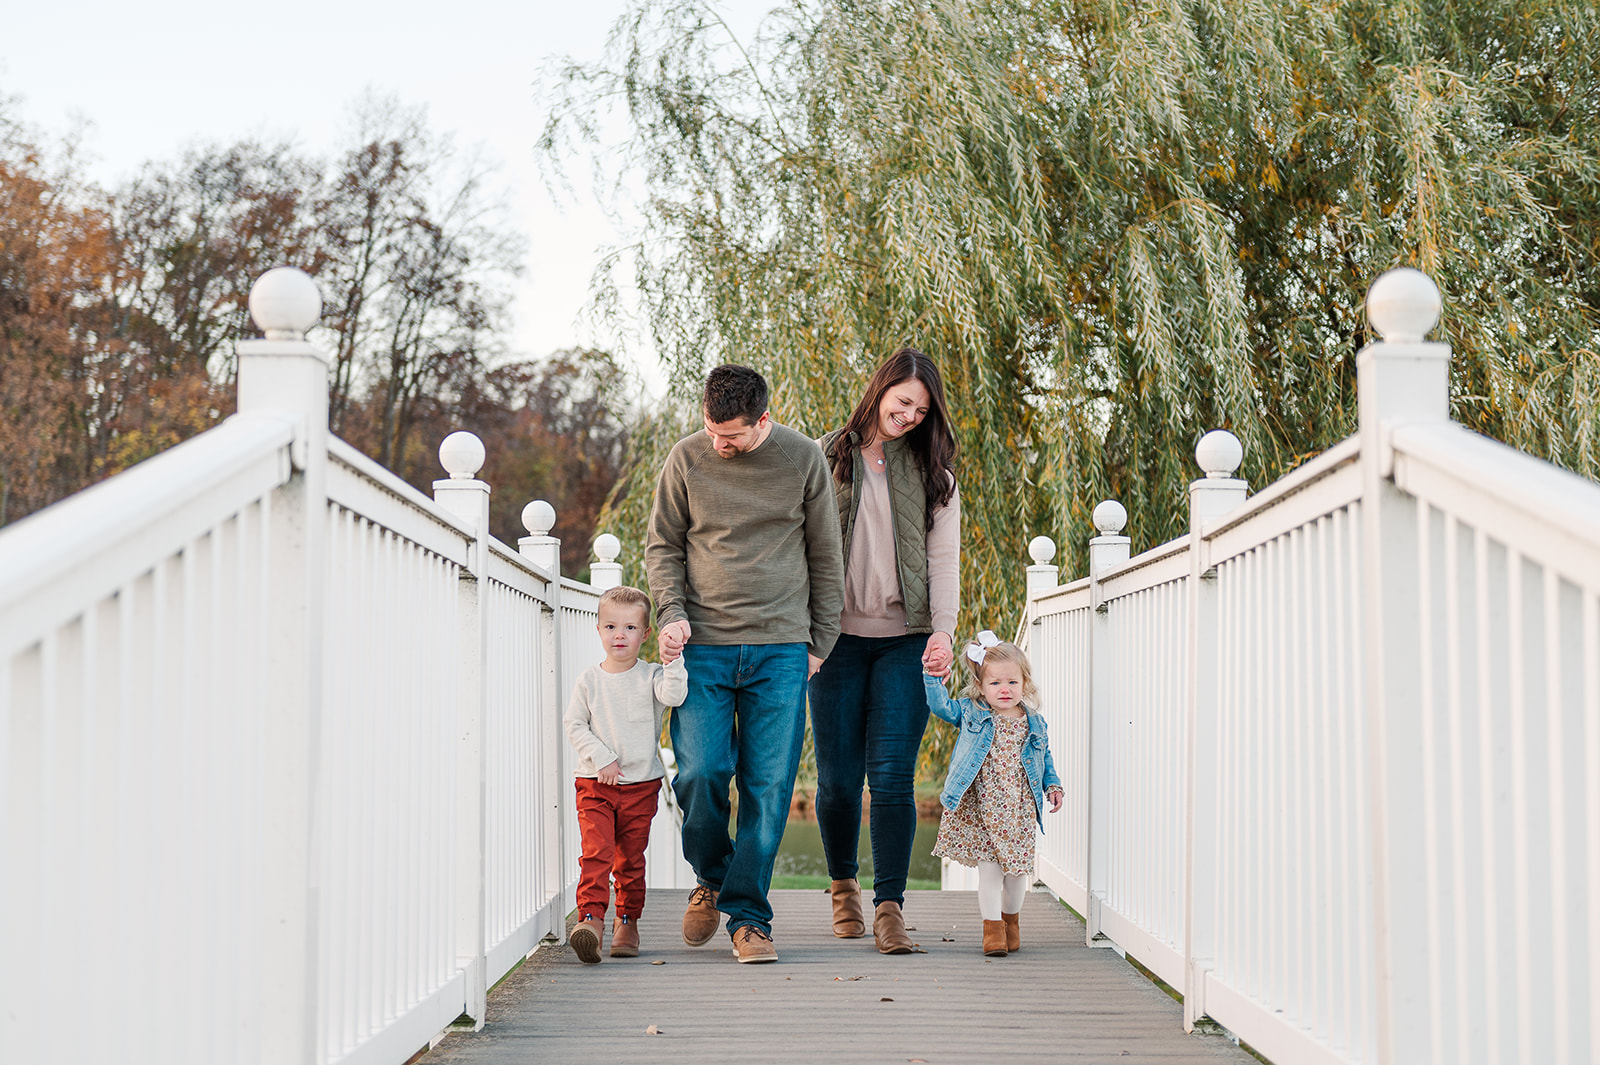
[819,428,932,633]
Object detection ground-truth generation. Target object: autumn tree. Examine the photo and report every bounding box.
[315,97,527,476]
[2,93,635,574]
[0,109,116,523]
[89,141,322,474]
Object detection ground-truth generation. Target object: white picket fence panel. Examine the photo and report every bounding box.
[1027,578,1091,913]
[2,416,296,1065]
[1200,444,1375,1064]
[1386,421,1600,1065]
[1018,269,1597,1065]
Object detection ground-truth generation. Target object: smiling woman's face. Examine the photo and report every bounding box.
[873,378,931,443]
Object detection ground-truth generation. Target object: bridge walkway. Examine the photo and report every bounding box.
[423,889,1256,1064]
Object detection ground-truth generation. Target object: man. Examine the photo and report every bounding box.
[645,364,845,963]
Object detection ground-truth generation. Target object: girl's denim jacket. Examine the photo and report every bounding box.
[923,673,1062,832]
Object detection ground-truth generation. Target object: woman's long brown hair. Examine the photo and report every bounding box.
[832,348,958,530]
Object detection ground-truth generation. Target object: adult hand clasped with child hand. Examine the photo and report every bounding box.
[921,631,954,679]
[659,619,691,664]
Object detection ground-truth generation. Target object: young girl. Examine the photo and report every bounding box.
[925,631,1063,956]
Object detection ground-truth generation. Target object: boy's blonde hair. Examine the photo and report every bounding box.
[960,638,1040,708]
[597,585,652,624]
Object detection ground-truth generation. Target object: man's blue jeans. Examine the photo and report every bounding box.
[670,642,808,936]
[808,633,930,907]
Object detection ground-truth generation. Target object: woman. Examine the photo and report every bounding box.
[812,348,960,954]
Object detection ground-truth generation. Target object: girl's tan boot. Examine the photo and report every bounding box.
[982,919,1009,957]
[1002,911,1020,952]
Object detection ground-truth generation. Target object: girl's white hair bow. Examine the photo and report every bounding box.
[965,630,1001,665]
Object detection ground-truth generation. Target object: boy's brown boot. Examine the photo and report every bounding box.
[610,915,639,958]
[873,901,915,955]
[830,878,865,938]
[982,919,1009,957]
[1002,911,1021,953]
[570,912,604,964]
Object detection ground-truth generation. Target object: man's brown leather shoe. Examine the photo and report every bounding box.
[682,885,721,947]
[610,915,639,958]
[830,878,865,938]
[873,900,915,955]
[731,924,778,963]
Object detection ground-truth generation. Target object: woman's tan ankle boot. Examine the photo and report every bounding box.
[829,878,865,938]
[982,919,1009,957]
[873,901,915,955]
[1002,911,1020,952]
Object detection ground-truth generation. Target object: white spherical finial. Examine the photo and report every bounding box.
[439,431,485,479]
[1195,430,1243,479]
[593,533,621,563]
[1366,267,1441,343]
[1028,536,1056,565]
[1093,500,1128,536]
[249,266,322,339]
[521,500,556,537]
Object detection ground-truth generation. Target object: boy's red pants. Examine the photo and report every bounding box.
[574,777,662,918]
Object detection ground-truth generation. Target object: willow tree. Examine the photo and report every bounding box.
[544,0,1599,628]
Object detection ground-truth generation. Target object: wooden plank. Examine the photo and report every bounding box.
[422,889,1257,1064]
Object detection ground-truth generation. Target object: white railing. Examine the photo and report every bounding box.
[1020,268,1597,1065]
[0,268,665,1065]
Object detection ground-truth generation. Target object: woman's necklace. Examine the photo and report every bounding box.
[864,442,885,467]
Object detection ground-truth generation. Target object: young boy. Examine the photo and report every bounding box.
[563,585,687,963]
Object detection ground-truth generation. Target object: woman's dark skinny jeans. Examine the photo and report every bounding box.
[808,632,930,908]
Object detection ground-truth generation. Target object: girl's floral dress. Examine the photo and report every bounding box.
[931,714,1037,875]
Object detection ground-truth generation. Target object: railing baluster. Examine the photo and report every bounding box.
[1584,590,1600,1065]
[1542,564,1569,1065]
[1442,511,1470,1062]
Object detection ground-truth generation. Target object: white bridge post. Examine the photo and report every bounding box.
[518,501,560,575]
[1359,268,1451,1065]
[1026,535,1059,601]
[434,432,492,1027]
[1085,500,1131,946]
[519,500,569,937]
[234,266,328,1064]
[1182,430,1248,1030]
[589,533,624,591]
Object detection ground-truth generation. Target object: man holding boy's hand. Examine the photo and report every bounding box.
[646,364,844,964]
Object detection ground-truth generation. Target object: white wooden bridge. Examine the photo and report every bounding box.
[1,267,1593,1065]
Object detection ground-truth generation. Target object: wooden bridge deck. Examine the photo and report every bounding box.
[422,889,1255,1064]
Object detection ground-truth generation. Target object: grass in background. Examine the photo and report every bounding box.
[770,875,942,891]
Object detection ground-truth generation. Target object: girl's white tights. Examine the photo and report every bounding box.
[977,860,1028,921]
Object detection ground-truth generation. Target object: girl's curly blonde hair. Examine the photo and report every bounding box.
[960,638,1041,708]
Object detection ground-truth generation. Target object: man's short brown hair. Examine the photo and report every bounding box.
[703,364,769,425]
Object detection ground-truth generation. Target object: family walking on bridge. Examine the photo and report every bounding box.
[562,355,1061,964]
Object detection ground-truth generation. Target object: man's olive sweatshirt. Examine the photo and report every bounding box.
[644,422,845,659]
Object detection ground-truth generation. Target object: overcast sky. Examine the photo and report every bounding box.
[2,0,775,393]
